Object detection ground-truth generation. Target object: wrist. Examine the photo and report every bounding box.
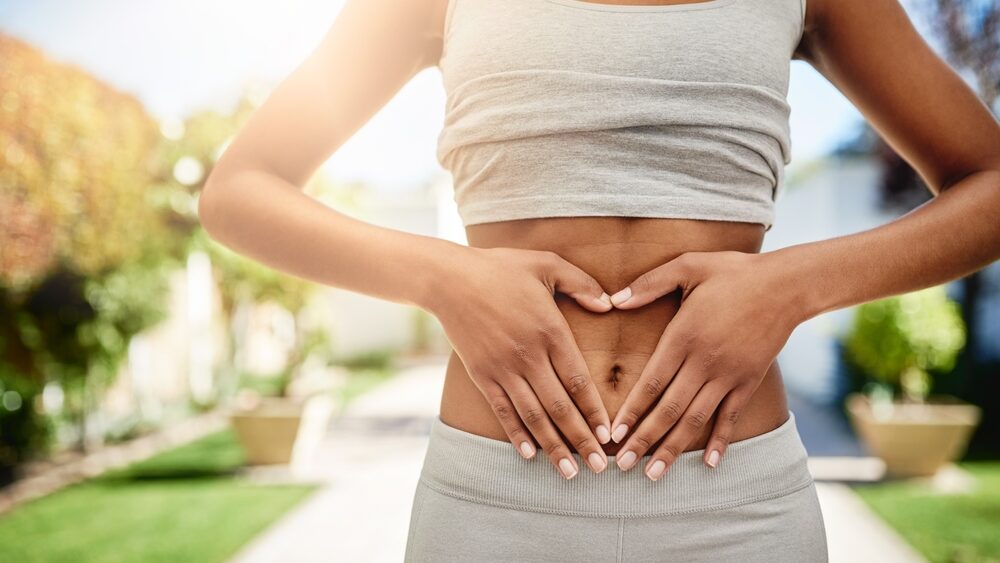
[411,239,476,316]
[758,246,824,326]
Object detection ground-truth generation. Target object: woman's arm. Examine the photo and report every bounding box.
[777,0,1000,319]
[605,0,1000,480]
[199,0,616,477]
[198,0,450,307]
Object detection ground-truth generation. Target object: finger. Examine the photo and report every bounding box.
[524,362,609,474]
[609,252,697,309]
[546,314,613,444]
[615,362,701,471]
[609,321,689,444]
[541,252,614,313]
[644,379,729,481]
[481,381,537,460]
[504,377,583,480]
[703,384,754,468]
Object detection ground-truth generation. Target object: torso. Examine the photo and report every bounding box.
[432,0,813,455]
[439,216,790,456]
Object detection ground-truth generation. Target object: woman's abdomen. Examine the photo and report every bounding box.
[438,216,790,456]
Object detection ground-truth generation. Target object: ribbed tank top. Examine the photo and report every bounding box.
[436,0,806,232]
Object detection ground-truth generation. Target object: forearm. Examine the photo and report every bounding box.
[198,168,463,310]
[769,168,1000,323]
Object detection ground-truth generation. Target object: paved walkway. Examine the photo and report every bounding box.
[228,360,927,563]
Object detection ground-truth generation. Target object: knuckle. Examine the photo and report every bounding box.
[549,399,572,420]
[659,442,681,460]
[580,404,603,422]
[657,399,684,422]
[632,434,653,451]
[725,408,741,425]
[565,374,592,396]
[509,339,532,365]
[524,407,547,425]
[642,377,664,398]
[572,435,591,452]
[634,272,655,295]
[713,430,732,446]
[536,321,561,344]
[700,348,723,370]
[543,440,565,457]
[685,410,708,430]
[491,401,513,421]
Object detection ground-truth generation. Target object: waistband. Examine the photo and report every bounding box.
[417,410,814,518]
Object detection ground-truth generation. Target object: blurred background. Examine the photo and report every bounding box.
[0,0,998,562]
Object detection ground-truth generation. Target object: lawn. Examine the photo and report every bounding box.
[852,462,1000,563]
[0,429,317,563]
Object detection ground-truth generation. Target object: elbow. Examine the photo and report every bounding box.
[197,170,231,241]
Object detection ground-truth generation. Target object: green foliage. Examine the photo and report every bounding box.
[843,285,966,400]
[0,33,188,452]
[0,34,168,293]
[0,364,49,484]
[336,348,396,371]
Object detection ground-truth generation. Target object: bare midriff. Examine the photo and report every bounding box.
[438,216,790,457]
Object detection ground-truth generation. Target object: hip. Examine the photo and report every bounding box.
[405,410,828,562]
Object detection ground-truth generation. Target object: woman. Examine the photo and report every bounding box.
[198,0,1000,560]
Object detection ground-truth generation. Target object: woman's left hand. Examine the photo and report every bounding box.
[605,250,806,481]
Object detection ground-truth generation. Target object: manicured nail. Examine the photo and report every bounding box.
[610,287,632,306]
[611,423,628,443]
[596,292,613,308]
[707,449,720,468]
[588,452,607,473]
[596,425,611,444]
[646,459,666,481]
[559,457,578,479]
[519,441,535,459]
[617,450,637,471]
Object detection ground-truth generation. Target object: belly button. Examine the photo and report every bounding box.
[608,364,622,388]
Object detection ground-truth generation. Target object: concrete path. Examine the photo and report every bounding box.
[228,359,927,563]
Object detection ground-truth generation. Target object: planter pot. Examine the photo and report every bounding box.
[229,395,335,467]
[846,392,981,478]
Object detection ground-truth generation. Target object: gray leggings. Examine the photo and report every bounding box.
[404,410,828,562]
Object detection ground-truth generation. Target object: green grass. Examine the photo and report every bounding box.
[333,367,396,409]
[0,429,317,563]
[852,462,1000,563]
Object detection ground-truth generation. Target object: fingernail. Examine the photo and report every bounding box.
[707,449,720,468]
[610,287,632,306]
[519,441,535,459]
[611,423,628,443]
[646,459,666,481]
[617,450,637,471]
[596,425,611,444]
[588,452,607,473]
[597,292,613,308]
[559,457,578,479]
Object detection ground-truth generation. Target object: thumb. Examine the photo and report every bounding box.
[610,254,695,309]
[544,255,613,313]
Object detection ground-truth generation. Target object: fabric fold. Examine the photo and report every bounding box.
[435,68,793,230]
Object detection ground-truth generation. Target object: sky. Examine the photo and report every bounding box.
[0,0,870,192]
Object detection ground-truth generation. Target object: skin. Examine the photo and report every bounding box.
[199,0,1000,484]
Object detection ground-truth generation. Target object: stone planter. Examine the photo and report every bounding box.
[846,392,981,478]
[229,394,335,467]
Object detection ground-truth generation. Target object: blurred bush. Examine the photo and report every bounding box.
[0,33,328,473]
[0,34,182,458]
[843,285,967,402]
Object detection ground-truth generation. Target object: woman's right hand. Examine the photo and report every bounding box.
[425,246,614,478]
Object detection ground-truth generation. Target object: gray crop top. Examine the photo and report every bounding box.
[435,0,807,232]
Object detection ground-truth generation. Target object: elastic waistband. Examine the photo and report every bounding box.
[417,410,814,518]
